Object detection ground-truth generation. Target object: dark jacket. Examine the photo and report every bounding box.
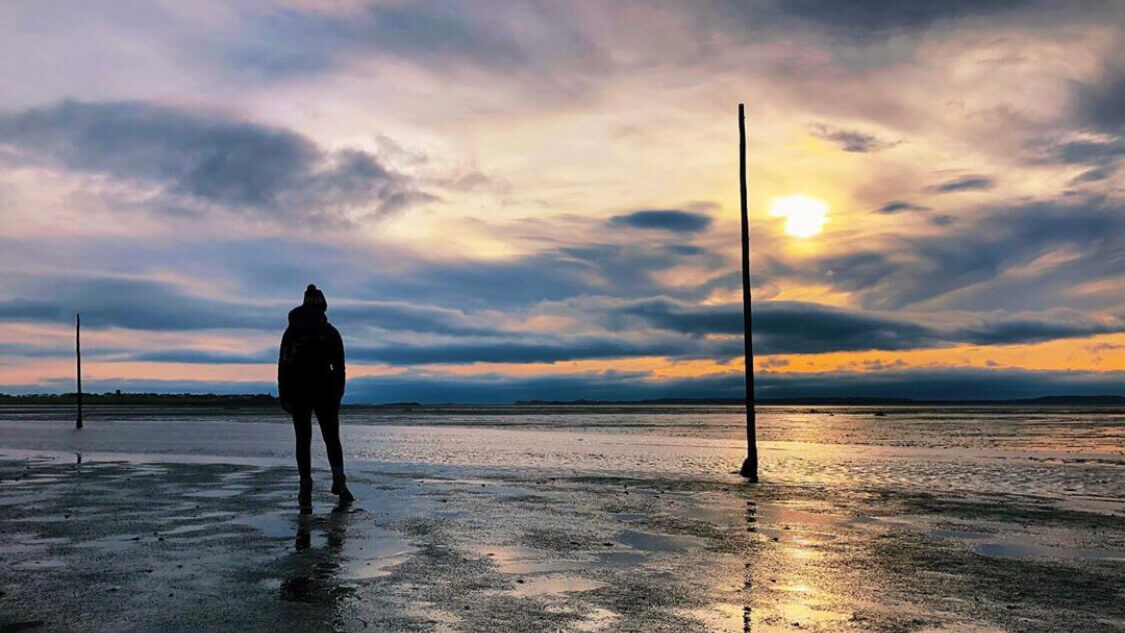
[278,304,345,408]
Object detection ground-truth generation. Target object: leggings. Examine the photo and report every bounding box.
[290,400,344,481]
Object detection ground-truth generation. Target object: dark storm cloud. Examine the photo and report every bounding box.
[1074,65,1125,133]
[931,175,995,193]
[0,277,274,331]
[809,124,896,152]
[6,367,1119,404]
[771,0,1035,33]
[0,100,425,225]
[348,334,741,365]
[370,242,722,309]
[608,209,713,233]
[0,271,530,338]
[615,298,935,353]
[228,2,592,81]
[1070,165,1116,183]
[754,302,937,353]
[343,370,746,404]
[878,201,929,213]
[613,298,1125,353]
[129,349,274,364]
[756,367,1125,401]
[951,311,1125,345]
[1047,138,1125,164]
[0,378,279,398]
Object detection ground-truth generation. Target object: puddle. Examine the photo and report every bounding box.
[477,545,584,574]
[509,573,605,597]
[615,529,694,553]
[339,535,414,580]
[593,551,647,568]
[232,512,296,539]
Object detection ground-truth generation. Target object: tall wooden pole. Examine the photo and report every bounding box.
[738,104,758,481]
[76,312,83,429]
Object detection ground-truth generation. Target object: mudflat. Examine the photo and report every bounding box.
[0,406,1122,632]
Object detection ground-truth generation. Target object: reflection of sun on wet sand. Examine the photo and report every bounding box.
[0,405,1122,632]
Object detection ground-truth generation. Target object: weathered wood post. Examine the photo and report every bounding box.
[76,312,83,429]
[738,104,758,481]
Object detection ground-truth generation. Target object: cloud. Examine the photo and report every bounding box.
[5,366,1121,404]
[1046,138,1125,164]
[228,3,533,78]
[878,200,929,213]
[614,298,1125,353]
[348,334,741,365]
[1070,165,1116,183]
[781,197,1123,310]
[0,276,275,331]
[809,123,897,152]
[756,367,1125,401]
[0,100,427,226]
[608,209,713,233]
[930,175,995,193]
[774,0,1034,30]
[950,310,1125,345]
[343,370,745,404]
[1074,64,1125,133]
[129,349,273,364]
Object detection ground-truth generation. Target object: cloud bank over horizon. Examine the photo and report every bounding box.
[0,1,1122,402]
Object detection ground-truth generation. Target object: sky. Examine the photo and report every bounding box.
[0,0,1123,403]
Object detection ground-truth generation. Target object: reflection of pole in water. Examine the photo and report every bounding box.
[76,313,83,430]
[737,104,758,482]
[742,497,756,632]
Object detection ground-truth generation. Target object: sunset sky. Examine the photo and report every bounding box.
[1,1,1123,402]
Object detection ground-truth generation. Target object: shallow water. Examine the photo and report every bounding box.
[0,405,1121,512]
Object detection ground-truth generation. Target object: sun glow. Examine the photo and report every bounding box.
[770,195,829,238]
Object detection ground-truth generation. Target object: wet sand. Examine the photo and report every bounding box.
[0,409,1122,632]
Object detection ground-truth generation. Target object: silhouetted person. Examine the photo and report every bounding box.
[279,284,354,513]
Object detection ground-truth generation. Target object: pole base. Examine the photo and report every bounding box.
[738,458,758,482]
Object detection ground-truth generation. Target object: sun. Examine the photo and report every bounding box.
[770,195,828,238]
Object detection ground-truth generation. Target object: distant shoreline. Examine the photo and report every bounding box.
[1,392,1122,407]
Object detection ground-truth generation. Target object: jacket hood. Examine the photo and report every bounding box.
[288,303,328,328]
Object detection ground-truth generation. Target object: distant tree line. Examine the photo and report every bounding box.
[0,392,278,406]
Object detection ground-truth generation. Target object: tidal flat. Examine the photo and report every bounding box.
[0,405,1121,632]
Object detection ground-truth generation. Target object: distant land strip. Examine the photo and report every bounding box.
[1,393,1122,407]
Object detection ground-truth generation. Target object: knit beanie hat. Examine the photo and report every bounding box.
[303,284,327,310]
